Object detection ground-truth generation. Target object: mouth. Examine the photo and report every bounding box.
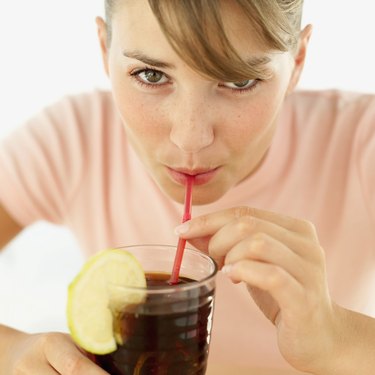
[166,166,220,186]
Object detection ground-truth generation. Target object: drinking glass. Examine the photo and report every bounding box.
[93,244,218,375]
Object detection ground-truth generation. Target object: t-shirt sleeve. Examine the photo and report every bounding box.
[356,95,375,225]
[0,95,87,226]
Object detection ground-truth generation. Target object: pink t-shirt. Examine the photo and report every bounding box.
[0,89,374,369]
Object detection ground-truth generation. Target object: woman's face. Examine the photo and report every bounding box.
[98,0,304,205]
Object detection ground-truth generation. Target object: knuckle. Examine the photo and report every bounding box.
[252,232,269,246]
[235,219,253,237]
[232,261,248,280]
[196,213,210,229]
[303,240,326,264]
[207,237,222,257]
[12,362,28,375]
[266,266,287,290]
[38,333,51,349]
[247,235,267,257]
[252,232,267,241]
[64,355,86,374]
[11,332,71,375]
[300,219,318,237]
[234,216,258,238]
[315,244,327,262]
[233,206,252,219]
[11,341,38,374]
[41,332,61,349]
[280,225,293,241]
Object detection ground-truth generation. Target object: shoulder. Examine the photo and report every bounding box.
[63,89,114,111]
[285,89,375,120]
[17,89,123,150]
[3,89,118,140]
[0,88,122,182]
[42,89,116,125]
[282,89,375,139]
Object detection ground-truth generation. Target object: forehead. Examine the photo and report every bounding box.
[110,0,173,60]
[111,0,270,58]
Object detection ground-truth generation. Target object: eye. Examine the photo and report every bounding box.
[221,79,258,90]
[132,68,169,85]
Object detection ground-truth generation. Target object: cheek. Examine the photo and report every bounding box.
[220,85,286,160]
[248,80,289,127]
[225,97,278,145]
[111,81,168,143]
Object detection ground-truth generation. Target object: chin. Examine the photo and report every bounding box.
[168,184,227,206]
[192,190,225,205]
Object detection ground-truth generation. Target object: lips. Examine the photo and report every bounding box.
[166,166,220,185]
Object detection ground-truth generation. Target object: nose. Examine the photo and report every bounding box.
[169,93,215,153]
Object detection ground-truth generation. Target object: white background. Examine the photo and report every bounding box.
[0,1,374,333]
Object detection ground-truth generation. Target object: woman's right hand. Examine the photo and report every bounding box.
[4,329,108,375]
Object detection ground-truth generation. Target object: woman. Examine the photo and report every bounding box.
[0,0,374,373]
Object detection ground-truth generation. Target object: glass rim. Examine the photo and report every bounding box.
[113,244,218,294]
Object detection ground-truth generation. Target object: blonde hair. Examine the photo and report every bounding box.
[105,0,304,81]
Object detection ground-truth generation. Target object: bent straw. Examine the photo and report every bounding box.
[169,175,194,284]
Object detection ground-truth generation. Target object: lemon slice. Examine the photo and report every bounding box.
[67,248,146,354]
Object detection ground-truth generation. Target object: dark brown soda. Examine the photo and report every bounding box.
[94,272,214,374]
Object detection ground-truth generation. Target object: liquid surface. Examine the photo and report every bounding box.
[94,272,214,375]
[146,272,191,286]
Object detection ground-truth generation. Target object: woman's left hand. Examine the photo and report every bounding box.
[175,206,339,373]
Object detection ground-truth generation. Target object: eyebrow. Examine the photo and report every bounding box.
[123,50,175,69]
[123,50,271,70]
[247,55,271,67]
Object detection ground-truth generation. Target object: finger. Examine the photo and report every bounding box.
[11,357,59,375]
[208,216,319,263]
[176,206,318,239]
[223,259,305,313]
[47,365,60,374]
[208,217,285,258]
[44,334,109,375]
[224,234,309,282]
[16,364,59,375]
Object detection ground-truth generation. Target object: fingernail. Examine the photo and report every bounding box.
[222,264,232,275]
[174,222,190,235]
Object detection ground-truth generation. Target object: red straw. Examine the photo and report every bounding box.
[169,175,194,284]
